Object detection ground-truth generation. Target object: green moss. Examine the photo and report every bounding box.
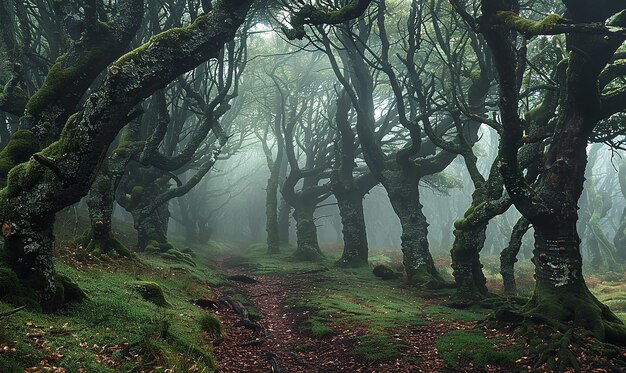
[5,159,43,197]
[133,281,170,307]
[161,249,196,267]
[113,13,215,67]
[435,330,523,368]
[0,225,224,372]
[57,274,87,303]
[299,316,335,338]
[0,130,39,189]
[128,186,144,209]
[76,228,133,258]
[96,177,111,193]
[424,305,489,322]
[113,140,144,157]
[199,313,224,338]
[25,23,113,115]
[496,11,562,35]
[159,242,175,252]
[0,267,39,310]
[469,69,482,82]
[352,334,408,362]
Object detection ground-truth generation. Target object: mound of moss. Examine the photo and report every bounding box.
[199,313,225,338]
[132,281,170,307]
[435,330,523,369]
[0,267,39,309]
[0,267,85,311]
[76,228,133,258]
[145,241,196,267]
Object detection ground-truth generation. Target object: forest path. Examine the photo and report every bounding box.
[206,252,511,372]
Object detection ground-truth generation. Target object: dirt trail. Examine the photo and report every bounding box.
[207,256,485,373]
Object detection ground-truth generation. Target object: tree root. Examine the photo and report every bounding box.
[76,228,134,259]
[532,329,580,372]
[490,304,626,371]
[267,352,286,372]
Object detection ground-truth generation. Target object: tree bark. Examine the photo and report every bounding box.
[527,224,624,342]
[265,175,280,254]
[500,216,530,295]
[3,215,56,310]
[292,203,323,261]
[132,202,170,251]
[384,170,444,287]
[80,160,131,257]
[477,0,626,342]
[278,198,290,246]
[335,191,368,267]
[450,223,489,300]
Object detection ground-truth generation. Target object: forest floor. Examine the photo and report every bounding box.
[210,249,503,372]
[1,212,625,372]
[205,244,626,372]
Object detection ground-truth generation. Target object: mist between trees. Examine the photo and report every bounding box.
[1,0,626,371]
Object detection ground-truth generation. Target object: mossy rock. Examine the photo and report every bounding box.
[132,281,170,307]
[373,264,397,280]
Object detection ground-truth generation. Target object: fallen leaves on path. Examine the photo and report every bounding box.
[209,268,491,372]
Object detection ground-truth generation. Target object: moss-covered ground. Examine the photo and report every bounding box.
[224,243,500,366]
[0,210,231,372]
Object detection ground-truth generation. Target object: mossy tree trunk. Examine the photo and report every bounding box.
[480,0,626,342]
[384,167,445,288]
[2,215,58,311]
[526,224,625,342]
[332,90,376,268]
[335,190,369,267]
[176,196,200,243]
[278,198,291,246]
[292,203,323,261]
[0,0,254,310]
[81,125,142,257]
[614,160,626,261]
[320,6,460,287]
[451,223,489,299]
[265,175,281,254]
[500,216,530,295]
[449,152,518,303]
[277,66,333,262]
[133,203,170,251]
[82,160,131,257]
[259,90,284,254]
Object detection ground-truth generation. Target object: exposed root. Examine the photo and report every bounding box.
[408,266,455,290]
[488,295,626,371]
[76,228,133,259]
